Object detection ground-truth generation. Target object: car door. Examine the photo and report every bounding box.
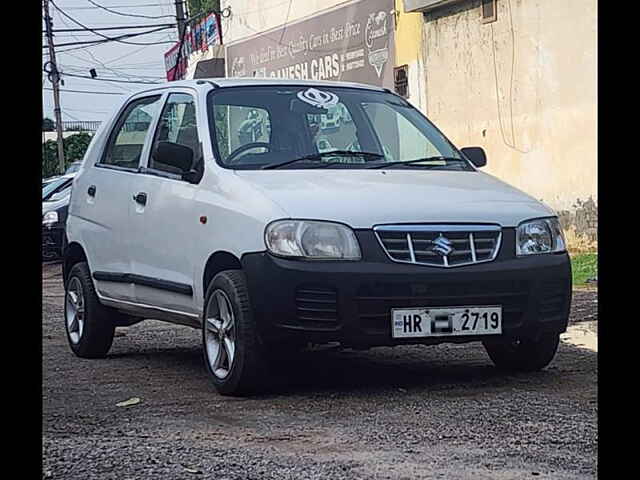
[78,94,162,302]
[128,90,204,315]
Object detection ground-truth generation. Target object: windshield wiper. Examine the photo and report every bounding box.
[367,156,468,169]
[262,150,384,170]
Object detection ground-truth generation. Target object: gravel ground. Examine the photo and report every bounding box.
[42,264,597,479]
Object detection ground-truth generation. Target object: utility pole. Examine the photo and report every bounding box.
[173,0,188,80]
[43,0,66,175]
[175,0,187,40]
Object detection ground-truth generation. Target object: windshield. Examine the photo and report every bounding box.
[42,177,72,201]
[207,86,473,171]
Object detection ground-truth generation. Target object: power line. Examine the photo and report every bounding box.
[61,64,165,80]
[86,0,174,19]
[89,44,157,65]
[64,3,170,10]
[61,72,161,84]
[44,87,124,95]
[64,106,110,114]
[46,23,175,32]
[279,0,293,45]
[43,27,175,48]
[50,1,175,46]
[53,14,139,94]
[61,110,83,122]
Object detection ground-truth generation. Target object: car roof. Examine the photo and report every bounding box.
[130,77,389,97]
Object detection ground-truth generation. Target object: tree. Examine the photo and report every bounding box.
[186,0,220,18]
[42,132,93,178]
[42,117,55,132]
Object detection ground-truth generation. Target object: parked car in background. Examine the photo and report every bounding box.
[65,161,83,175]
[63,79,571,396]
[43,176,60,189]
[43,175,72,200]
[43,174,75,261]
[320,104,342,130]
[315,136,334,153]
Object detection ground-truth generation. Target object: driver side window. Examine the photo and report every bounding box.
[214,104,271,162]
[150,93,200,175]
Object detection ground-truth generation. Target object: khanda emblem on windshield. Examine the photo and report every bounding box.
[297,88,339,108]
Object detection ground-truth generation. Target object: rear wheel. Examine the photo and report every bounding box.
[202,270,266,396]
[64,262,115,358]
[483,333,560,372]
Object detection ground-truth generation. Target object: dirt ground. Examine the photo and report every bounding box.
[42,263,597,479]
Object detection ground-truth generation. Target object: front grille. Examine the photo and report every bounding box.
[356,280,529,335]
[295,286,339,326]
[374,224,502,267]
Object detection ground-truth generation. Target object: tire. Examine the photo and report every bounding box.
[202,270,266,396]
[483,333,560,372]
[64,262,115,358]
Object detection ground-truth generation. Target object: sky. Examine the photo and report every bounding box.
[42,0,180,124]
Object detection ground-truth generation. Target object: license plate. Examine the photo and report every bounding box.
[391,306,502,338]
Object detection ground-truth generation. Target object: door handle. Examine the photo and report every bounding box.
[133,192,147,206]
[87,185,96,197]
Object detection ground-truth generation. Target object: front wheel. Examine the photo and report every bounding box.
[64,262,115,358]
[483,333,560,372]
[202,270,266,396]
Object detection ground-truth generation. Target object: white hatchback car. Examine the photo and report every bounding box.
[64,78,571,396]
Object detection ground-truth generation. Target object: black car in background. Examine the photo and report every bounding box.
[42,174,75,261]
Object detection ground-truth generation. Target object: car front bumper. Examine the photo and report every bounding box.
[241,229,572,347]
[42,225,65,260]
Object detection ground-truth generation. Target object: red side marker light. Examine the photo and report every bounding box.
[200,216,207,224]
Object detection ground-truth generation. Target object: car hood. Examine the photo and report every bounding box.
[42,196,69,214]
[233,169,555,228]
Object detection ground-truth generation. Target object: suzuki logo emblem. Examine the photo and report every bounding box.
[431,234,454,256]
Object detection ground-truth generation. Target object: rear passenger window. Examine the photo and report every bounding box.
[150,93,200,174]
[100,96,161,169]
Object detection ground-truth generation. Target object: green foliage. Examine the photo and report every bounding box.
[42,132,93,178]
[187,0,220,18]
[571,253,597,286]
[42,117,55,132]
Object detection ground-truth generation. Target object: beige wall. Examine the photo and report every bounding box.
[394,0,428,110]
[220,0,351,45]
[419,0,597,244]
[217,0,596,247]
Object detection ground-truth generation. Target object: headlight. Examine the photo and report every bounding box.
[42,211,59,226]
[516,217,566,256]
[265,220,361,260]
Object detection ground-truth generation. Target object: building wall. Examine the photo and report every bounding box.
[220,0,349,45]
[394,0,427,111]
[216,0,596,250]
[419,0,597,248]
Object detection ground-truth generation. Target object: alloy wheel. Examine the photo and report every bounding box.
[204,289,236,379]
[65,276,85,344]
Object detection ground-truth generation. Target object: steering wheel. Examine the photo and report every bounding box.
[226,142,271,164]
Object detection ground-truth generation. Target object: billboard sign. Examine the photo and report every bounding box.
[164,12,222,81]
[226,0,395,88]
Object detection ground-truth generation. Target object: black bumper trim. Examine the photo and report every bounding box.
[241,246,571,347]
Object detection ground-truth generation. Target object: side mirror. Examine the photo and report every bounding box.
[152,141,193,173]
[183,155,204,184]
[461,147,487,168]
